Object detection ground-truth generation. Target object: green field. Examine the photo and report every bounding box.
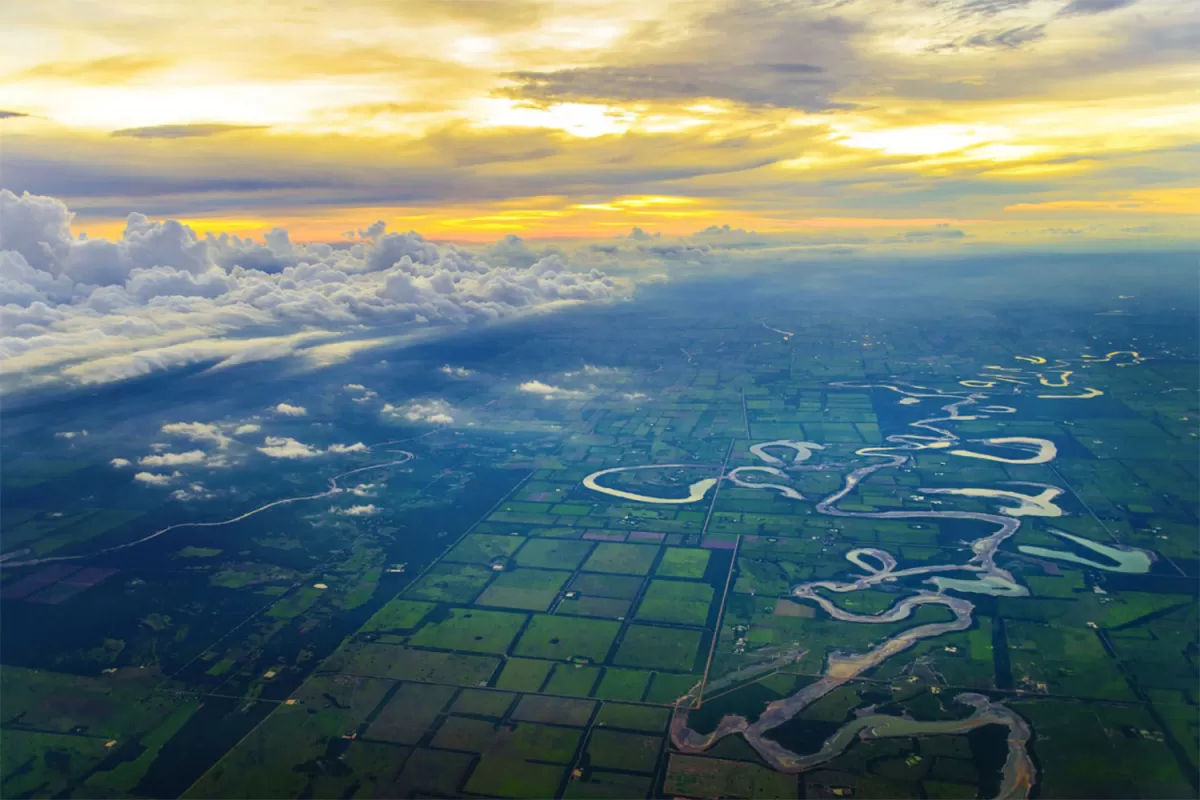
[656,547,711,578]
[514,614,621,663]
[581,542,659,575]
[635,579,714,625]
[614,625,703,671]
[476,568,572,611]
[407,608,529,654]
[515,538,595,569]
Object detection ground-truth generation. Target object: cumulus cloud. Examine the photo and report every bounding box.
[335,504,379,516]
[257,436,322,459]
[161,421,234,448]
[233,423,261,435]
[55,430,88,439]
[383,399,455,424]
[327,442,369,453]
[110,457,132,468]
[139,450,208,467]
[274,402,307,417]
[439,364,473,377]
[344,383,366,391]
[170,482,216,501]
[134,471,177,485]
[518,380,588,400]
[0,190,627,391]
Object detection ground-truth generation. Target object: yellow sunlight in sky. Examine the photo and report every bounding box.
[0,0,1195,244]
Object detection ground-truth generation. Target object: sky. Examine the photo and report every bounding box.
[1,0,1197,244]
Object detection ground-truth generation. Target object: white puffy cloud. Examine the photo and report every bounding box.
[161,421,234,448]
[54,429,88,439]
[335,504,379,516]
[170,482,215,501]
[349,483,377,497]
[1,190,628,392]
[344,383,366,391]
[134,471,177,485]
[274,402,307,417]
[439,364,473,377]
[257,436,321,459]
[233,423,261,435]
[518,380,588,400]
[383,398,455,424]
[139,450,208,467]
[327,442,368,453]
[110,457,132,468]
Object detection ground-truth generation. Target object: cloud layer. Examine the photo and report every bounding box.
[0,190,628,390]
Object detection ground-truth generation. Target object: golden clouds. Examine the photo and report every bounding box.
[0,0,1195,244]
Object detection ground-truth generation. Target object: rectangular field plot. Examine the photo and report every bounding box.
[556,595,632,619]
[563,771,653,799]
[543,663,601,696]
[335,644,500,684]
[581,542,660,575]
[465,758,567,798]
[443,533,525,565]
[431,715,501,751]
[403,563,495,603]
[594,667,652,701]
[513,614,621,663]
[570,573,645,599]
[495,658,554,691]
[364,682,455,744]
[585,729,662,773]
[450,688,515,717]
[407,608,529,654]
[614,625,703,672]
[511,695,596,726]
[656,547,711,578]
[514,538,595,569]
[594,702,669,733]
[388,748,474,797]
[476,568,572,611]
[459,723,584,797]
[634,579,714,626]
[665,754,799,799]
[360,599,435,633]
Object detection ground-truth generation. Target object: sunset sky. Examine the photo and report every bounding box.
[2,0,1197,245]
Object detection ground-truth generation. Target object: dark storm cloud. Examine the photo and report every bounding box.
[111,124,268,139]
[928,24,1046,51]
[0,155,347,202]
[1056,0,1137,16]
[0,111,31,119]
[903,228,966,240]
[950,0,1034,17]
[503,63,847,111]
[504,2,861,111]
